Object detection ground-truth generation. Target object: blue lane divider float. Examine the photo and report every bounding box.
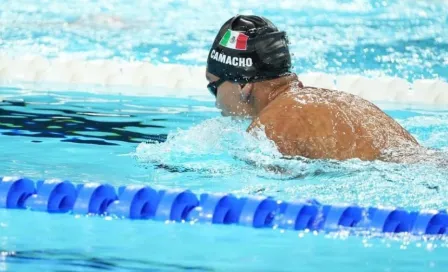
[74,183,117,215]
[107,185,158,219]
[0,177,35,209]
[1,176,447,236]
[274,200,320,230]
[187,193,240,224]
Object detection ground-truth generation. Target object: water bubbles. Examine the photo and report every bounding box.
[134,117,281,175]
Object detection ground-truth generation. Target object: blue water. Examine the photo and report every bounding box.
[1,0,448,271]
[1,87,448,271]
[1,0,448,81]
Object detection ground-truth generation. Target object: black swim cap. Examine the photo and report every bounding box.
[207,15,292,83]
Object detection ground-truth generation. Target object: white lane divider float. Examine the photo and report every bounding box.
[0,54,447,105]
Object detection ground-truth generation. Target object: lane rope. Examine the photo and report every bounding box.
[1,176,447,235]
[1,55,447,105]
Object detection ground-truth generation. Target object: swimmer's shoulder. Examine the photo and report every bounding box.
[248,84,379,132]
[260,85,350,113]
[248,87,334,132]
[282,85,386,113]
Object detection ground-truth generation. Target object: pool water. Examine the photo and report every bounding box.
[2,87,448,208]
[1,0,448,81]
[3,208,447,272]
[1,86,448,271]
[1,0,448,271]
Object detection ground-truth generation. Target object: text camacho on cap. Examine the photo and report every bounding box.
[207,15,292,83]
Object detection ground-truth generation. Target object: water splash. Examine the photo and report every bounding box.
[135,117,281,174]
[134,115,448,209]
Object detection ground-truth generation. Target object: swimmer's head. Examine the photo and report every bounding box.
[206,15,293,117]
[207,15,292,83]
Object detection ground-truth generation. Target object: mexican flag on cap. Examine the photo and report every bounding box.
[219,29,249,50]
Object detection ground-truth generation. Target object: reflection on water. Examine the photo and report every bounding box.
[1,248,213,271]
[0,98,168,146]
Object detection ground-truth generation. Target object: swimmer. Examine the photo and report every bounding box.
[205,15,424,162]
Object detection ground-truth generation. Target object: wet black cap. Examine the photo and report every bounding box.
[206,15,292,83]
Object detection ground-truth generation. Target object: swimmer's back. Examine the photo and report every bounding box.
[248,86,419,160]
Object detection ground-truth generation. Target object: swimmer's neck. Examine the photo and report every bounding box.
[251,73,302,116]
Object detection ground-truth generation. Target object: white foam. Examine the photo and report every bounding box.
[300,72,336,90]
[0,54,447,105]
[412,79,448,105]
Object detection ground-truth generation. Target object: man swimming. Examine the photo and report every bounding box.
[205,15,421,162]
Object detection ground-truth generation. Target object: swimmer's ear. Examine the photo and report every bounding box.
[240,83,254,101]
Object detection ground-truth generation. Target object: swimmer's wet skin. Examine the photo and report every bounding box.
[205,15,422,162]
